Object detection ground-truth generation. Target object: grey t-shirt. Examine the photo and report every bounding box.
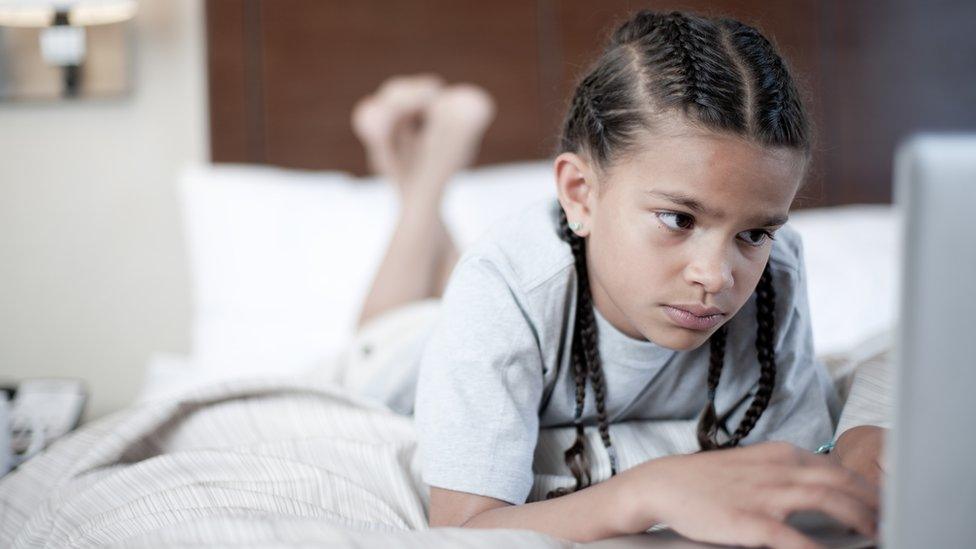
[413,198,840,505]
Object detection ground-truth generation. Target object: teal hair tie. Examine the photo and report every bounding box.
[816,440,835,454]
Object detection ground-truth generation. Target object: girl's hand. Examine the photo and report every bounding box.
[831,425,887,488]
[618,441,879,549]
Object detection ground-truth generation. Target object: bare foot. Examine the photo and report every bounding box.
[404,83,496,200]
[351,74,444,188]
[352,79,486,324]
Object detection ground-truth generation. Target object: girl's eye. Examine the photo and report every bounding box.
[656,211,776,247]
[737,229,776,247]
[655,211,694,231]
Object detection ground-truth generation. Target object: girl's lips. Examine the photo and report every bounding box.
[662,305,725,331]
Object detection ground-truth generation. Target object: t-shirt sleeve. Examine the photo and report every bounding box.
[735,232,841,450]
[413,254,544,505]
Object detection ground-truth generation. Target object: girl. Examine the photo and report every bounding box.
[351,10,883,548]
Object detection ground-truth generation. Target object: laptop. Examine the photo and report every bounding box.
[882,133,976,548]
[585,133,976,548]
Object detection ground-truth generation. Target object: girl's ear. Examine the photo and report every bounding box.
[554,152,598,237]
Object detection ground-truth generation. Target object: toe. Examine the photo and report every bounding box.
[351,96,393,143]
[428,84,497,129]
[378,73,446,112]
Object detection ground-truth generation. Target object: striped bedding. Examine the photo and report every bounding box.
[0,302,891,548]
[0,375,703,548]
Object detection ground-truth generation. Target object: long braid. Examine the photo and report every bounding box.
[695,263,777,449]
[725,263,777,445]
[549,215,779,493]
[576,238,617,474]
[546,208,617,499]
[561,210,616,468]
[696,324,728,449]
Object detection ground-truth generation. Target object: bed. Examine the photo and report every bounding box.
[0,160,898,547]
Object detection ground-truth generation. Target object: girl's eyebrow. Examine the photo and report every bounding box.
[645,189,789,227]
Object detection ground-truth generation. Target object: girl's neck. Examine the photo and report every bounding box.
[587,270,646,341]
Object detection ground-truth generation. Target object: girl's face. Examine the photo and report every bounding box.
[555,125,807,351]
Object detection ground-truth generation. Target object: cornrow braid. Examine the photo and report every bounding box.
[577,73,609,162]
[561,60,638,167]
[610,10,663,46]
[655,12,747,132]
[720,18,808,148]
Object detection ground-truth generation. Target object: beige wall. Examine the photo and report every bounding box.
[0,0,205,419]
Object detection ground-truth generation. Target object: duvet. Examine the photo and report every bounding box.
[0,374,703,548]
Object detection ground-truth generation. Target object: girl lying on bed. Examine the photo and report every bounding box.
[350,9,886,548]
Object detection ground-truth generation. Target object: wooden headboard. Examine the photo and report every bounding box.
[206,0,976,208]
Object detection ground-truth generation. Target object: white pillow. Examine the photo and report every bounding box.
[179,161,898,380]
[788,204,901,357]
[179,161,556,377]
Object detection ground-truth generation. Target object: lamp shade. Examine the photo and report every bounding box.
[0,0,137,27]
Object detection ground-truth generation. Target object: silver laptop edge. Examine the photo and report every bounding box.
[884,133,976,548]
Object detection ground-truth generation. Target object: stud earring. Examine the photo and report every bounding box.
[569,221,583,232]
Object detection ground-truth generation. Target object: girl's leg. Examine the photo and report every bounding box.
[352,76,495,329]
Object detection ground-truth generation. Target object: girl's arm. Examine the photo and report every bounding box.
[430,474,635,542]
[432,441,879,547]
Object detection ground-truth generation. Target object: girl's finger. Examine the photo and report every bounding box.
[750,462,878,515]
[791,464,880,511]
[735,514,822,549]
[766,447,880,507]
[768,485,878,540]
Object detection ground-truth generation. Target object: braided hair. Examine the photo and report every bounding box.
[546,10,810,499]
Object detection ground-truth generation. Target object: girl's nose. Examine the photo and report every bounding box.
[684,246,734,295]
